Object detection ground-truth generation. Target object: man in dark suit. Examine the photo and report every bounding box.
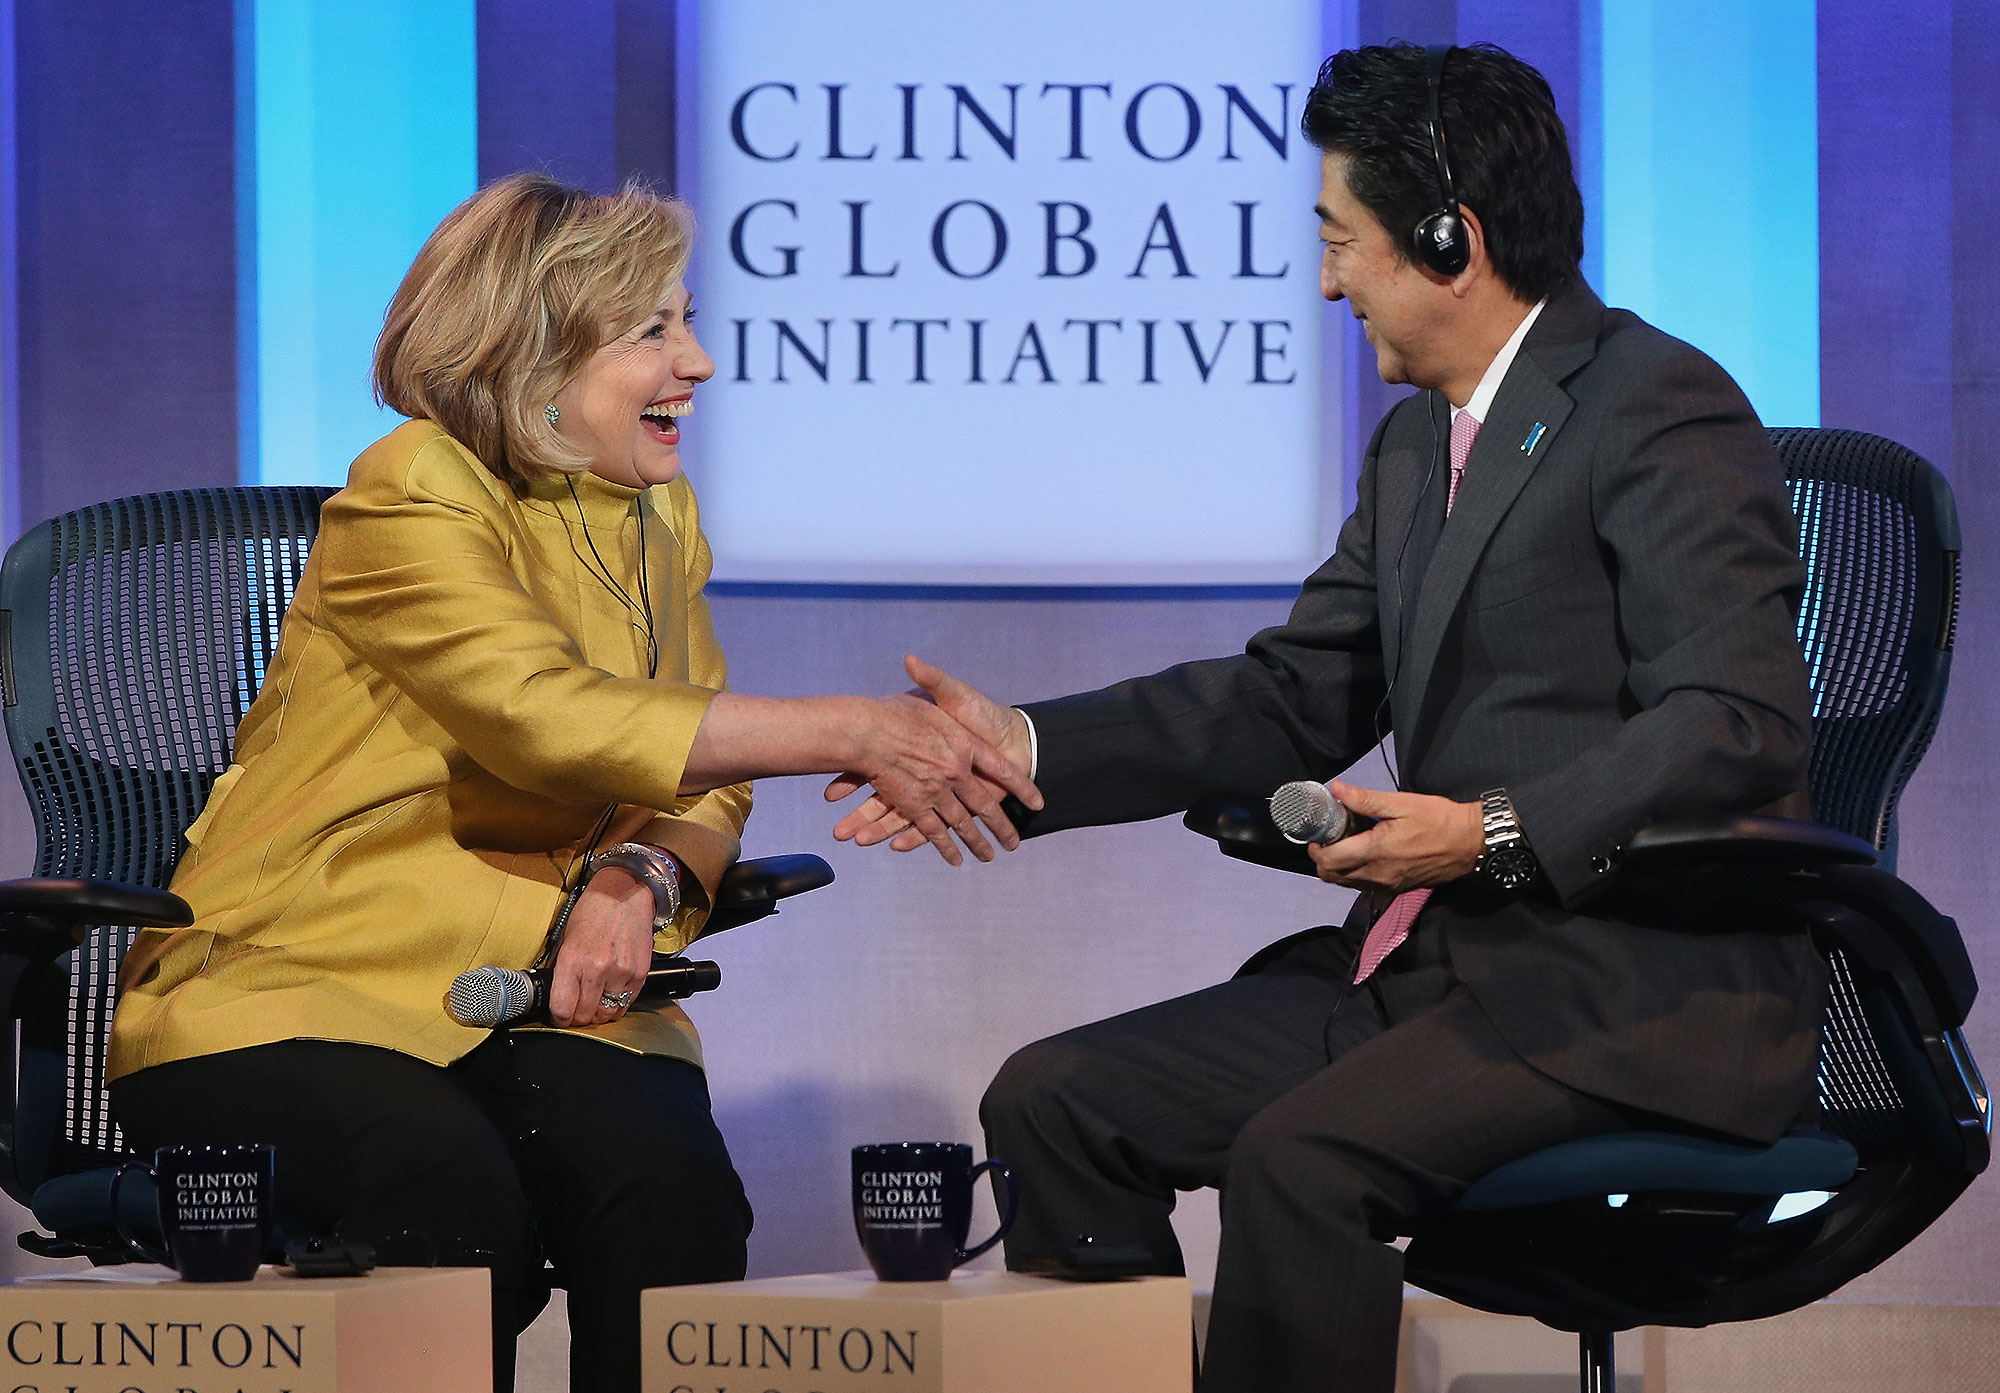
[839,42,1821,1393]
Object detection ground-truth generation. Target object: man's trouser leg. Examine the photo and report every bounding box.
[1199,983,1626,1392]
[981,949,1360,1278]
[981,935,1627,1393]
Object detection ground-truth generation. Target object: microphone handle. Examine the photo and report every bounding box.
[1313,810,1378,845]
[510,959,720,1025]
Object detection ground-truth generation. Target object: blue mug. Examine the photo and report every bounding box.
[853,1142,1019,1282]
[108,1143,276,1282]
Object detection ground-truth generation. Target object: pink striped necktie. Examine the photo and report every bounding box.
[1354,410,1481,985]
[1445,407,1480,514]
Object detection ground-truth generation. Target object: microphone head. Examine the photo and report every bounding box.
[1269,780,1346,844]
[449,966,536,1027]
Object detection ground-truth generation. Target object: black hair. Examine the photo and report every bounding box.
[1301,43,1583,303]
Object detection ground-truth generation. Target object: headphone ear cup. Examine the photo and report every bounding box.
[1413,209,1470,276]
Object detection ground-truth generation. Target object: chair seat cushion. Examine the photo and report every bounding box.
[31,1166,159,1240]
[1453,1128,1859,1212]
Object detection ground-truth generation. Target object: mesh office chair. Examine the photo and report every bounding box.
[1187,428,1989,1390]
[0,486,830,1259]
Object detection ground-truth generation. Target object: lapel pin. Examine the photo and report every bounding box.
[1522,421,1547,454]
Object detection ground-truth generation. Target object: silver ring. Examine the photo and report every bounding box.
[599,991,634,1009]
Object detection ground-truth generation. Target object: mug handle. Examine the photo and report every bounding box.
[108,1161,173,1267]
[957,1158,1019,1264]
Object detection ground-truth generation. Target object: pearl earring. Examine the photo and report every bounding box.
[545,404,561,426]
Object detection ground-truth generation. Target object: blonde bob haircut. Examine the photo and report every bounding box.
[373,172,694,489]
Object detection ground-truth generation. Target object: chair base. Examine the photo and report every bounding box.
[1581,1328,1614,1393]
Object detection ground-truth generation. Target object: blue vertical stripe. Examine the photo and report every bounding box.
[244,0,477,485]
[1599,0,1819,427]
[1575,0,1603,294]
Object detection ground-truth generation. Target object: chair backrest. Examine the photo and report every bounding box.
[0,487,333,1181]
[1774,427,1960,868]
[1768,430,1969,1168]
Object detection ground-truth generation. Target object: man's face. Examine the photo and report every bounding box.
[1317,151,1448,388]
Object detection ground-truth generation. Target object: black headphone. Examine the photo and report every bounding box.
[1413,45,1470,277]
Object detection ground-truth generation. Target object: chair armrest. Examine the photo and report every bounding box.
[1800,863,1977,1029]
[1182,796,1319,877]
[1616,823,1975,1031]
[696,854,836,938]
[0,877,192,934]
[1621,816,1878,874]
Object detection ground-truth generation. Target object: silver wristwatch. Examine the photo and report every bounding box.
[586,841,684,935]
[1475,788,1539,891]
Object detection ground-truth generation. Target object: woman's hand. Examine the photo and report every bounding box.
[548,865,657,1027]
[830,656,1036,858]
[825,657,1042,866]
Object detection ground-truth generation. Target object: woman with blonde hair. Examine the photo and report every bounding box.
[107,173,1036,1392]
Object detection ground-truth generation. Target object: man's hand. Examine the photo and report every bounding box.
[1306,780,1485,894]
[828,656,1036,860]
[548,866,656,1027]
[823,656,1041,866]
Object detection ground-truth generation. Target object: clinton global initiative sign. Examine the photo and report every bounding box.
[690,1,1328,584]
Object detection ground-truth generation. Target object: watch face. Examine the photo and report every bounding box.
[1486,845,1537,888]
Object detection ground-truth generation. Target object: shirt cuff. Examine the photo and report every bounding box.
[1016,707,1040,779]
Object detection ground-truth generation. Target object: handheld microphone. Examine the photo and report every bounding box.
[448,957,722,1027]
[1268,781,1375,846]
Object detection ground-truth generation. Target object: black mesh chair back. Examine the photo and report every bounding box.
[1773,428,1971,1183]
[0,488,333,1189]
[1774,427,1961,869]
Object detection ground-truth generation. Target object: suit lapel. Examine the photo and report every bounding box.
[1393,284,1603,737]
[1377,391,1447,685]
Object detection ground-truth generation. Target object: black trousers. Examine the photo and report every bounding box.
[980,928,1631,1393]
[111,1033,752,1393]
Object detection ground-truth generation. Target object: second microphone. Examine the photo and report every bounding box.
[1268,780,1377,846]
[449,955,722,1027]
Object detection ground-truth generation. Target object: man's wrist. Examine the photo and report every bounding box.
[1011,707,1038,779]
[1460,801,1486,872]
[1474,788,1541,890]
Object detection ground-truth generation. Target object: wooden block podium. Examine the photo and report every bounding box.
[0,1266,489,1392]
[643,1270,1191,1393]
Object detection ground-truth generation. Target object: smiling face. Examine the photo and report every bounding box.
[1317,151,1454,390]
[550,284,714,488]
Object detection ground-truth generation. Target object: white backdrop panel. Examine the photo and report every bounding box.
[689,0,1328,584]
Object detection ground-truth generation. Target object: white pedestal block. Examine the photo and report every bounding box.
[643,1269,1192,1393]
[0,1265,489,1392]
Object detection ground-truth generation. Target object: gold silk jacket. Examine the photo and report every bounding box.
[108,419,751,1080]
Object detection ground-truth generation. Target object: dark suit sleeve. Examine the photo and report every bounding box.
[1015,418,1395,836]
[1507,345,1812,905]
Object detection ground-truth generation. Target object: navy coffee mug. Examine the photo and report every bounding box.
[108,1143,276,1282]
[853,1142,1019,1282]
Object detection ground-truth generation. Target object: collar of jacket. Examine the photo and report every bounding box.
[521,466,648,528]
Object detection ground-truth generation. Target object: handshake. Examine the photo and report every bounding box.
[822,654,1041,867]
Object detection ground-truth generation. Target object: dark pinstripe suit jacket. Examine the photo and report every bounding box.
[1018,279,1824,1143]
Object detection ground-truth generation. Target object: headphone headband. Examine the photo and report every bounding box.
[1425,45,1459,212]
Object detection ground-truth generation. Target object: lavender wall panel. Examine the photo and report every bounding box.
[1807,0,1998,1300]
[1818,2,1952,465]
[11,0,237,529]
[478,0,677,192]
